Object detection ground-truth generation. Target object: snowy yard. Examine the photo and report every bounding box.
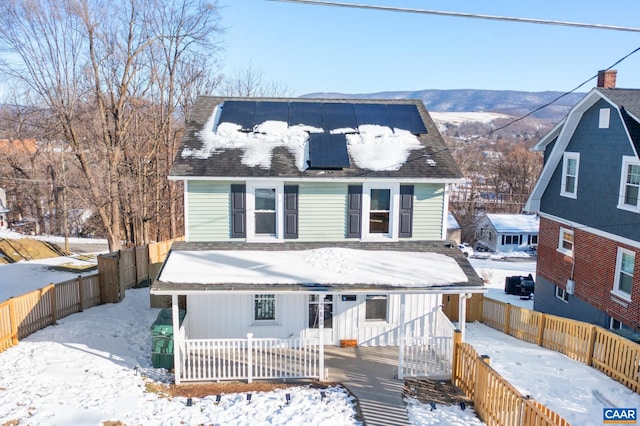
[1,247,639,425]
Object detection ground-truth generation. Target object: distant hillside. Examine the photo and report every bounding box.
[302,89,585,122]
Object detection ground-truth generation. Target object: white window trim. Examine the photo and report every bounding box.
[612,247,635,302]
[246,181,284,242]
[361,182,400,241]
[362,294,390,325]
[617,156,640,213]
[557,227,574,257]
[599,108,611,129]
[560,152,580,199]
[555,286,569,303]
[251,294,279,325]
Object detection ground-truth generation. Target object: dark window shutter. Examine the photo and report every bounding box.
[284,185,298,239]
[347,185,362,238]
[231,184,246,238]
[501,235,505,245]
[399,185,414,238]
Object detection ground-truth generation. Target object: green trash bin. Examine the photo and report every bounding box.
[150,308,185,369]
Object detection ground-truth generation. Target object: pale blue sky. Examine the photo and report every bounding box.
[219,0,640,95]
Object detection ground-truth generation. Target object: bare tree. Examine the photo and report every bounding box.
[0,0,223,250]
[219,63,291,97]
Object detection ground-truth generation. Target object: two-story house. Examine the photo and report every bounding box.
[525,70,640,336]
[151,97,484,383]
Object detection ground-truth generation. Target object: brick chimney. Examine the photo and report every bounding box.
[597,69,617,89]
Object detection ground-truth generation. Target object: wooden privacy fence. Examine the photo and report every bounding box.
[451,331,569,426]
[0,237,183,354]
[0,275,101,352]
[482,297,640,394]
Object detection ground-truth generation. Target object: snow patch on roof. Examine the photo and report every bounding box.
[347,127,422,171]
[158,247,468,287]
[486,214,539,233]
[182,106,423,172]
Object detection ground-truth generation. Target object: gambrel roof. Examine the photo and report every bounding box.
[526,88,640,212]
[170,96,463,182]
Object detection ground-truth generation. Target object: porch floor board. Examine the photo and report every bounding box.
[324,346,411,426]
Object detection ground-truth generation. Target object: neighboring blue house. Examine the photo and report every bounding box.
[525,70,640,335]
[475,213,539,253]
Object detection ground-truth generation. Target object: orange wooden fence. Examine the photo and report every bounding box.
[452,330,570,426]
[482,297,640,394]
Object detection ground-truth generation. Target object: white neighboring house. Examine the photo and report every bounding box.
[475,213,539,253]
[0,188,9,230]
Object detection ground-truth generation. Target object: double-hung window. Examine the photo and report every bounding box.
[561,152,579,198]
[246,182,283,241]
[618,156,640,212]
[613,248,635,300]
[558,228,574,256]
[362,183,399,239]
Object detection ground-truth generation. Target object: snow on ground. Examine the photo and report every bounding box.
[1,250,637,425]
[466,322,640,426]
[0,253,101,301]
[430,111,511,125]
[470,256,536,309]
[0,228,107,246]
[0,288,361,426]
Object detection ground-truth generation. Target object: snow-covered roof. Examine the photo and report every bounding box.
[169,97,464,181]
[485,214,539,233]
[447,212,460,230]
[152,241,484,294]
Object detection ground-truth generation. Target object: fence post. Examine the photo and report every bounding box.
[247,333,254,384]
[48,284,57,325]
[536,313,545,347]
[586,324,597,366]
[451,329,462,384]
[77,275,84,312]
[504,303,511,335]
[9,298,18,346]
[480,354,491,365]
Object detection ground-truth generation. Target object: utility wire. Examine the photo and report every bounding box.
[270,0,640,33]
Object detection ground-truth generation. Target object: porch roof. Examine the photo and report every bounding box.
[151,241,485,294]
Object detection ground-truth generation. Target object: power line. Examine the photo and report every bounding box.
[270,0,640,33]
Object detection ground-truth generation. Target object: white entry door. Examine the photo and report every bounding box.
[306,294,334,344]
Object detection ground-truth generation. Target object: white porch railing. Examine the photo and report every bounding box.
[177,332,320,383]
[401,336,453,379]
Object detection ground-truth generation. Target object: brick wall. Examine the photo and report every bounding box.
[537,216,640,328]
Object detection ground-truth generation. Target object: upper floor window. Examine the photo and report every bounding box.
[246,182,283,241]
[618,156,640,212]
[613,248,635,300]
[599,108,610,129]
[361,183,399,240]
[558,227,574,256]
[561,152,579,199]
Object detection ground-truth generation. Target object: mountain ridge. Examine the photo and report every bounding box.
[301,89,585,122]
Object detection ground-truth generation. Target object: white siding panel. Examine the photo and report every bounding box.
[187,181,230,241]
[298,183,348,241]
[186,294,307,339]
[412,184,445,240]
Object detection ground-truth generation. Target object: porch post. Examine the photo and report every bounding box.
[318,298,325,381]
[398,293,406,380]
[171,294,181,384]
[458,293,470,340]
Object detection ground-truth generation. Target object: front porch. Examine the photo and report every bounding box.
[173,309,456,384]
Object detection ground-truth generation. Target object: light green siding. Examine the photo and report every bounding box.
[298,183,348,241]
[411,183,445,240]
[186,181,230,241]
